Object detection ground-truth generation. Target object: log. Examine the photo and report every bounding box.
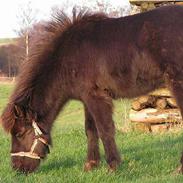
[149,88,172,97]
[155,98,167,109]
[138,95,154,104]
[132,122,151,132]
[131,100,142,111]
[132,95,156,111]
[176,2,183,5]
[167,98,178,108]
[141,2,149,9]
[148,2,156,9]
[130,108,182,124]
[150,124,169,133]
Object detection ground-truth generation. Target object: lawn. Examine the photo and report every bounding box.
[0,83,183,183]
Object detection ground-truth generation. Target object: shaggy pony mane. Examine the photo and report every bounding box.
[1,9,107,132]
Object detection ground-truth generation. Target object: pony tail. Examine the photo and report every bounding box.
[1,104,16,133]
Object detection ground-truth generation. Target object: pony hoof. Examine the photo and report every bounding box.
[173,165,183,174]
[108,160,121,172]
[84,160,99,171]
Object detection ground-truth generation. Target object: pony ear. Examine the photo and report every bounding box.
[1,104,17,133]
[14,105,24,118]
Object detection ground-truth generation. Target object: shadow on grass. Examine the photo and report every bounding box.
[115,133,183,181]
[40,157,78,173]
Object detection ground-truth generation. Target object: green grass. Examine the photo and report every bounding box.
[0,83,183,182]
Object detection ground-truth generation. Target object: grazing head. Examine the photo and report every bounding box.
[0,9,108,174]
[1,103,50,173]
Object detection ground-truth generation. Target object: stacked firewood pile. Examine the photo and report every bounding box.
[130,88,183,132]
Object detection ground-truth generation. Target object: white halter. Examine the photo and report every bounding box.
[11,120,49,160]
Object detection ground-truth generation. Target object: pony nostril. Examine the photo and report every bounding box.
[46,146,50,154]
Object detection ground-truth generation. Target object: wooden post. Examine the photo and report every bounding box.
[8,55,11,77]
[25,30,29,61]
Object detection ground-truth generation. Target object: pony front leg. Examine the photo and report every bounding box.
[84,94,121,171]
[84,105,100,171]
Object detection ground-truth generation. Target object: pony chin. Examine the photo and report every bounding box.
[11,156,41,174]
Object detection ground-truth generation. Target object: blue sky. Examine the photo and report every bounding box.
[0,0,129,38]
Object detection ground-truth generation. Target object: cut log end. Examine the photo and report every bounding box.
[167,98,178,108]
[131,100,142,111]
[149,88,173,97]
[155,98,167,109]
[131,95,156,111]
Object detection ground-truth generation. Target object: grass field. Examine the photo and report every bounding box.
[1,83,183,183]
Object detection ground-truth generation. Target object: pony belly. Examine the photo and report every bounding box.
[112,75,164,99]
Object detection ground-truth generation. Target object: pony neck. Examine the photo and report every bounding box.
[30,84,68,129]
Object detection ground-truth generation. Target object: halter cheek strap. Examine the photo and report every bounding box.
[11,120,50,160]
[32,120,43,136]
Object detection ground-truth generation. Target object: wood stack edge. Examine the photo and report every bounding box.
[130,88,183,132]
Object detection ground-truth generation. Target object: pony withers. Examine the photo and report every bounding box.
[1,5,183,173]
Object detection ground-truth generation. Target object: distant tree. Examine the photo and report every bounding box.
[51,0,130,18]
[0,43,21,77]
[16,1,38,60]
[96,0,130,17]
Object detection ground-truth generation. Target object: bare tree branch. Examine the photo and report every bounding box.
[15,1,38,60]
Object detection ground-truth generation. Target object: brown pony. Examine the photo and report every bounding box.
[1,5,183,173]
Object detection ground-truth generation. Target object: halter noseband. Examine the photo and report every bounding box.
[11,120,50,160]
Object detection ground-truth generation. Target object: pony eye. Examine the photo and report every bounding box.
[15,133,22,138]
[15,131,25,138]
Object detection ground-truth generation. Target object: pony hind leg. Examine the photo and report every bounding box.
[84,94,121,171]
[84,105,100,171]
[167,73,183,173]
